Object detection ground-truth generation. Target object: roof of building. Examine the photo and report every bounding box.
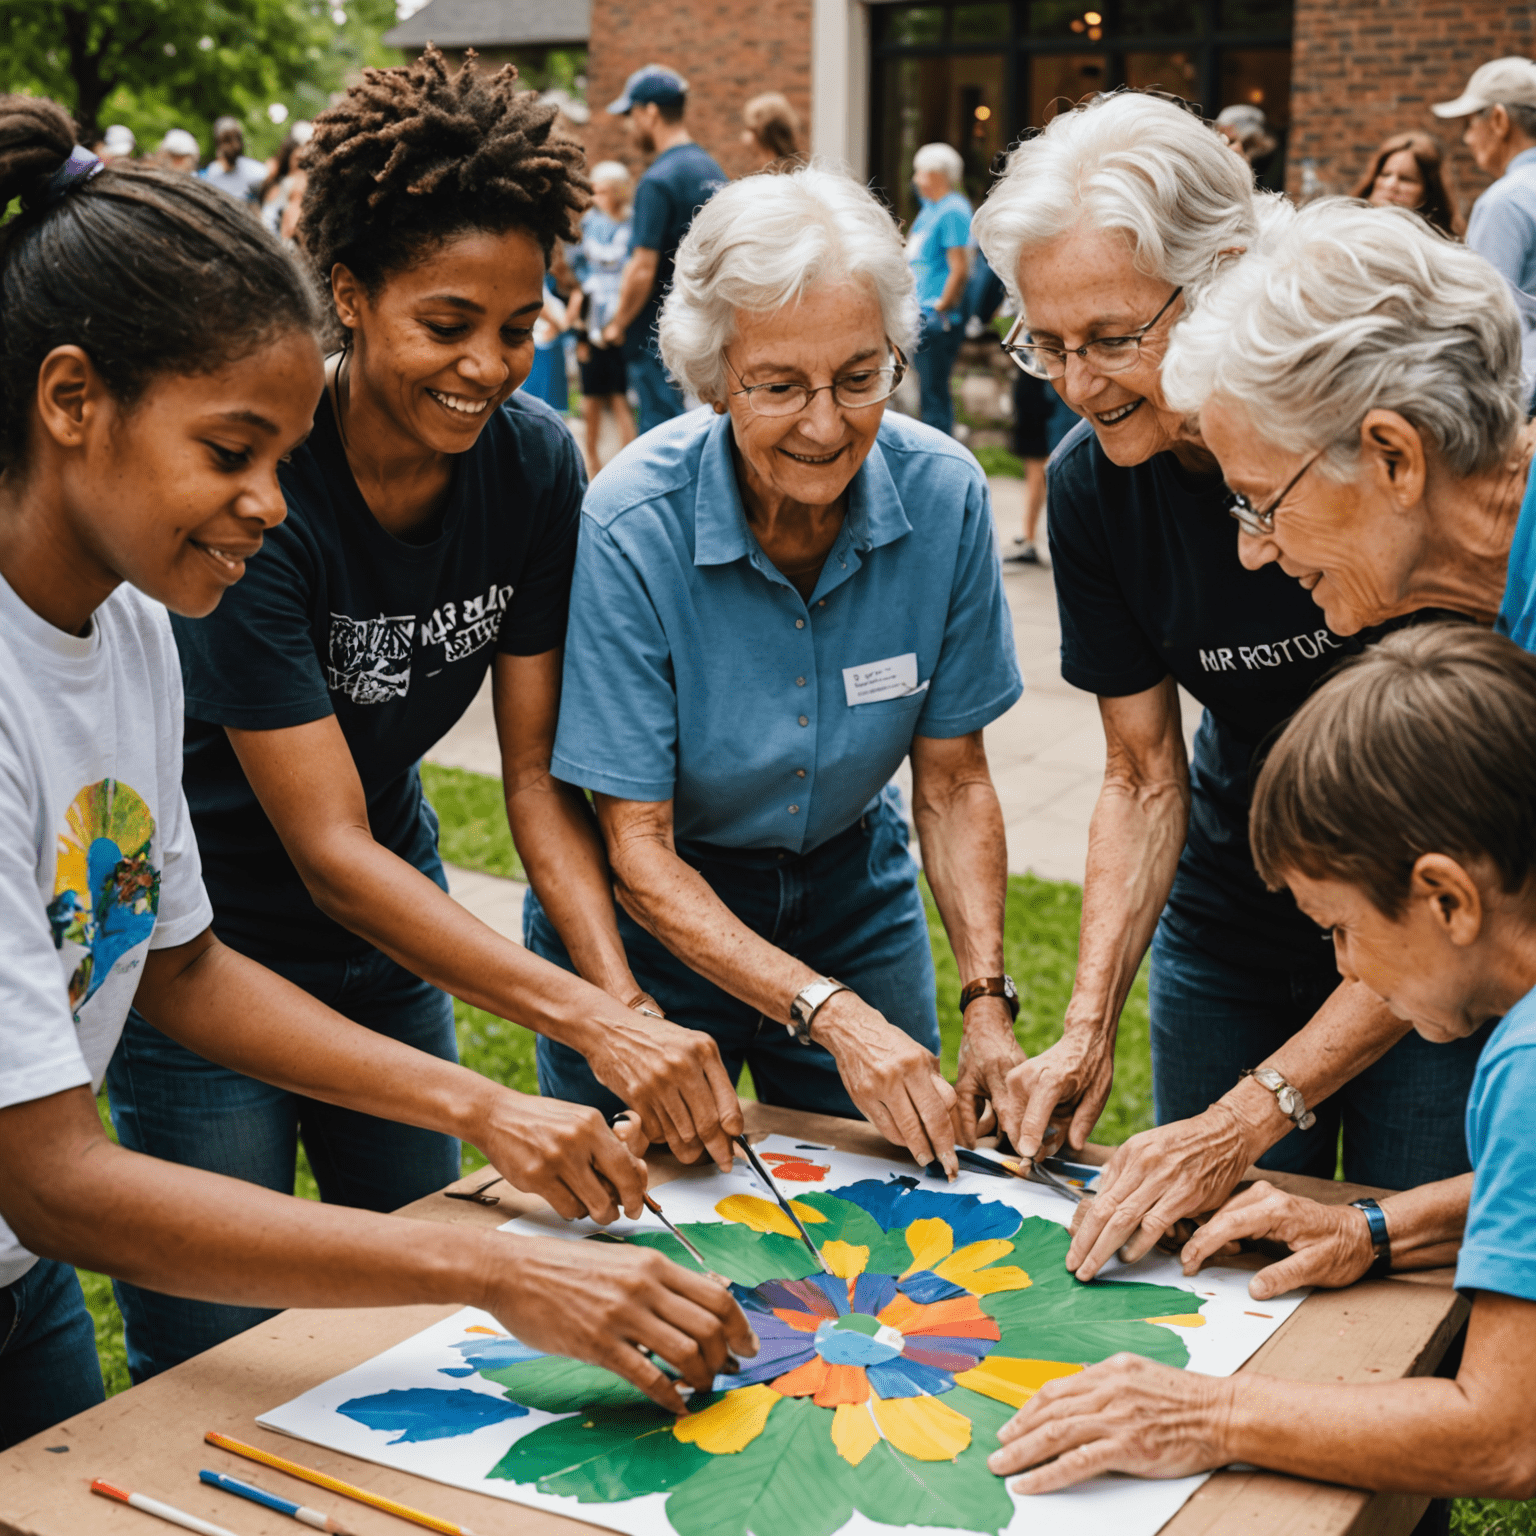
[383,0,589,50]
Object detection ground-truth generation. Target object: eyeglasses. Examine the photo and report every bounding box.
[1000,287,1183,381]
[1225,453,1321,537]
[724,344,908,417]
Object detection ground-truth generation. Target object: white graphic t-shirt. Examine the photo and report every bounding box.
[0,572,212,1286]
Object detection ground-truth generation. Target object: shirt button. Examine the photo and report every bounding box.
[795,618,805,629]
[788,804,800,814]
[796,676,806,687]
[796,768,806,778]
[798,715,809,727]
[818,600,826,607]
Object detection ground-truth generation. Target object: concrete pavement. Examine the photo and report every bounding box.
[431,476,1200,938]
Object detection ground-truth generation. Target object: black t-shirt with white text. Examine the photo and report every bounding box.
[1048,421,1370,973]
[172,390,583,961]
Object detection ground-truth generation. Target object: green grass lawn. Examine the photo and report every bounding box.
[72,765,1529,1534]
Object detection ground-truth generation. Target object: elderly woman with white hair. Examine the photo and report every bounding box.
[908,141,973,434]
[970,92,1485,1281]
[525,167,1024,1172]
[1162,198,1536,644]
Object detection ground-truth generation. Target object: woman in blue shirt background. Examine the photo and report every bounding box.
[531,166,1027,1176]
[907,141,973,435]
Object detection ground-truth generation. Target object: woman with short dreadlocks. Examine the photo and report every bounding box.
[107,49,742,1380]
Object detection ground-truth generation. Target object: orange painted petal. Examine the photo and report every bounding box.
[772,1307,824,1334]
[875,1295,925,1330]
[771,1358,829,1397]
[953,1356,1084,1409]
[898,1296,988,1333]
[813,1364,869,1406]
[903,1315,1000,1341]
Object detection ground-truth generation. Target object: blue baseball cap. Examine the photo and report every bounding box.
[607,64,688,115]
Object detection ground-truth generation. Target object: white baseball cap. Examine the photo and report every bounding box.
[160,128,200,158]
[1432,56,1536,119]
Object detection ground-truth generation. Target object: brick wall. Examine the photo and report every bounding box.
[1288,0,1535,214]
[584,0,812,182]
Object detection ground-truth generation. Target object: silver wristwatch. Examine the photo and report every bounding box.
[787,977,849,1045]
[1242,1065,1317,1130]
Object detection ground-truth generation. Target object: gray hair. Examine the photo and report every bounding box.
[657,164,919,403]
[589,159,632,189]
[1161,198,1525,480]
[912,141,965,185]
[972,92,1265,313]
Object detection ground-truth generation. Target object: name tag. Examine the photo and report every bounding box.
[842,652,929,706]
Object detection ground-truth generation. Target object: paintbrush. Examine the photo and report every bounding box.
[734,1134,830,1274]
[642,1192,731,1287]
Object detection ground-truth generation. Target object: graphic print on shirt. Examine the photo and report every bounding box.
[47,779,160,1018]
[1197,627,1344,673]
[419,583,515,665]
[326,612,415,705]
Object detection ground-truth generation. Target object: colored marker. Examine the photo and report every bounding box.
[89,1480,240,1536]
[200,1470,356,1533]
[204,1433,482,1536]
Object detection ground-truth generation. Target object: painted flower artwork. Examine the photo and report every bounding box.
[336,1179,1207,1536]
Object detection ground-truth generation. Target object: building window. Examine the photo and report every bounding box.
[871,0,1291,223]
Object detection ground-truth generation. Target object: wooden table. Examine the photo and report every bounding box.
[0,1103,1465,1536]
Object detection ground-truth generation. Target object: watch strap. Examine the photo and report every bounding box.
[788,978,849,1044]
[1241,1065,1317,1131]
[960,975,1019,1021]
[1350,1197,1392,1278]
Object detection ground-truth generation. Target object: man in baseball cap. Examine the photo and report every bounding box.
[1433,58,1536,393]
[600,64,726,433]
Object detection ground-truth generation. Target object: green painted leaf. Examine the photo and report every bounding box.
[989,1316,1191,1369]
[489,1404,709,1499]
[623,1224,822,1287]
[476,1353,654,1412]
[665,1396,856,1536]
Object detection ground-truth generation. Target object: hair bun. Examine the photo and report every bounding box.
[0,94,81,214]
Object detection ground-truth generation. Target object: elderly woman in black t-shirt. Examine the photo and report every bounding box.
[970,92,1485,1280]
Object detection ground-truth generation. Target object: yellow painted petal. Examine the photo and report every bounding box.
[673,1383,779,1454]
[1145,1313,1206,1328]
[933,1239,1032,1295]
[953,1356,1083,1408]
[820,1240,869,1278]
[714,1195,799,1237]
[870,1392,972,1462]
[788,1199,827,1224]
[831,1402,881,1466]
[900,1217,955,1277]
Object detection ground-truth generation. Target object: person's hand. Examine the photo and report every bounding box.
[1003,1024,1118,1163]
[473,1091,649,1224]
[488,1234,760,1415]
[576,339,591,364]
[986,1352,1233,1489]
[583,1004,743,1174]
[1180,1180,1375,1299]
[1064,1102,1254,1280]
[953,1000,1026,1146]
[602,320,624,348]
[812,991,961,1177]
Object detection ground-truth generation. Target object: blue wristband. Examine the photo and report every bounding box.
[1350,1197,1392,1278]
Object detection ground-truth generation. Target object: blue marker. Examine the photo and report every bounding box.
[198,1470,355,1534]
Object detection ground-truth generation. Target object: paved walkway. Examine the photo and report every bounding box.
[432,477,1199,939]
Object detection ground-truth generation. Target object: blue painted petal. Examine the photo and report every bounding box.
[898,1271,970,1304]
[828,1179,1021,1246]
[866,1358,956,1398]
[734,1339,817,1385]
[437,1367,476,1378]
[446,1335,545,1371]
[750,1310,818,1343]
[851,1273,898,1316]
[903,1333,992,1362]
[756,1279,828,1314]
[339,1387,527,1444]
[734,1283,776,1314]
[806,1274,850,1316]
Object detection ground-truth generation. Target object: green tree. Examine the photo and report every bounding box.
[0,0,398,156]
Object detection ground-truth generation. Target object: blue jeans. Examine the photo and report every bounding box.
[104,943,460,1383]
[529,795,939,1118]
[627,345,685,435]
[1149,918,1487,1187]
[915,309,964,435]
[0,1259,103,1450]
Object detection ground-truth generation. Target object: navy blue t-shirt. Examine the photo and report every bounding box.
[1048,422,1407,972]
[172,391,584,961]
[629,141,726,350]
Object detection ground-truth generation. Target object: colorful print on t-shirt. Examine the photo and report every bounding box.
[47,778,161,1017]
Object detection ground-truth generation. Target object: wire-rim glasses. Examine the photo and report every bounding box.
[724,343,908,417]
[1225,452,1321,537]
[1000,287,1183,381]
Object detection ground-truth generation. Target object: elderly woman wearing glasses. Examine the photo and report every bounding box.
[526,167,1024,1173]
[970,92,1482,1280]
